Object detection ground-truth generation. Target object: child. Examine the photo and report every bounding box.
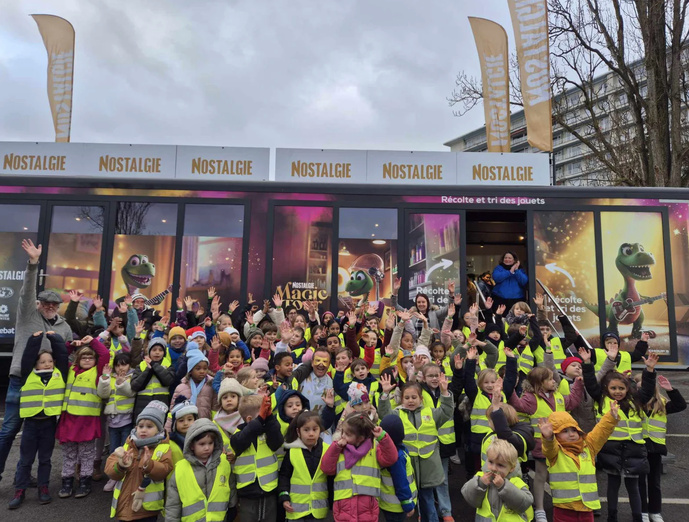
[105,400,173,521]
[214,377,246,448]
[378,414,417,522]
[165,325,187,371]
[539,406,620,522]
[552,355,597,433]
[278,410,331,520]
[165,418,236,522]
[97,351,136,492]
[430,340,452,378]
[168,342,216,427]
[378,376,453,522]
[236,366,261,391]
[11,332,68,509]
[461,439,534,521]
[333,383,379,440]
[230,394,284,522]
[480,400,535,467]
[251,357,270,381]
[636,370,686,522]
[168,397,198,465]
[55,335,110,499]
[334,357,378,400]
[320,411,398,522]
[130,337,175,419]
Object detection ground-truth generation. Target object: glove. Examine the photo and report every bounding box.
[258,394,272,420]
[131,487,145,512]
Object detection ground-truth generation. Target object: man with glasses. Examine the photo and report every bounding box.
[0,239,73,483]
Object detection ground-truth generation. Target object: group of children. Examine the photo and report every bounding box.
[8,283,686,522]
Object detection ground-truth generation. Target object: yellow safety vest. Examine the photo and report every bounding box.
[333,445,381,500]
[558,379,571,396]
[399,406,438,459]
[212,420,232,452]
[233,432,278,491]
[106,376,135,413]
[471,392,505,435]
[268,376,299,409]
[517,346,534,375]
[479,341,506,371]
[422,390,455,445]
[474,473,534,521]
[379,449,417,513]
[593,349,631,374]
[370,350,383,378]
[63,366,101,416]
[108,338,123,366]
[175,453,231,521]
[548,446,600,510]
[170,440,184,465]
[20,369,65,418]
[597,397,644,443]
[137,360,172,397]
[643,410,667,445]
[285,443,330,520]
[530,393,566,439]
[110,441,169,517]
[480,432,528,467]
[549,337,567,367]
[439,356,452,378]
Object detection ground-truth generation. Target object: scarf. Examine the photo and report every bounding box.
[343,437,373,469]
[213,410,242,436]
[558,438,586,467]
[189,377,206,405]
[128,428,166,449]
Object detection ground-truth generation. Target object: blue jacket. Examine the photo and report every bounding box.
[385,447,416,513]
[491,265,528,300]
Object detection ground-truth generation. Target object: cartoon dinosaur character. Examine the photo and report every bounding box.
[584,243,661,338]
[121,254,156,296]
[339,253,387,313]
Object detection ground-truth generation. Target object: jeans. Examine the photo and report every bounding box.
[108,424,133,454]
[16,417,57,489]
[0,376,23,480]
[418,487,440,522]
[382,510,410,522]
[435,457,452,516]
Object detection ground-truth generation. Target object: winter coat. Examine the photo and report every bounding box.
[278,437,334,506]
[165,419,237,522]
[461,466,534,519]
[97,370,135,419]
[487,406,536,460]
[491,264,528,300]
[640,369,687,456]
[378,393,454,488]
[167,374,216,430]
[546,350,597,433]
[390,294,449,336]
[105,433,173,521]
[130,359,175,420]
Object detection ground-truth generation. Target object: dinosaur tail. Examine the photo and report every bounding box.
[583,299,598,316]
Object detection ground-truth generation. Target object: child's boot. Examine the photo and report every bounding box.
[58,477,73,498]
[74,477,91,498]
[92,460,103,482]
[38,485,52,504]
[8,489,25,509]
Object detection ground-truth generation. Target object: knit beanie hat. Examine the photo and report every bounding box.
[146,337,167,356]
[251,358,270,373]
[218,378,246,401]
[561,356,583,374]
[168,326,186,340]
[485,323,502,336]
[380,414,405,447]
[246,327,264,345]
[185,341,208,373]
[137,400,168,432]
[602,331,620,344]
[170,396,198,427]
[549,411,584,436]
[224,327,239,337]
[131,293,146,302]
[415,345,431,360]
[348,382,370,407]
[186,326,206,343]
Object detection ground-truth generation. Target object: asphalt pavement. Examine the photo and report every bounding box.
[1,371,689,521]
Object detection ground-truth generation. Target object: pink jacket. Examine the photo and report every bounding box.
[320,433,398,522]
[166,375,216,431]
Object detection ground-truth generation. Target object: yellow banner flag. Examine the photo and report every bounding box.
[507,0,552,151]
[31,15,75,143]
[469,17,511,153]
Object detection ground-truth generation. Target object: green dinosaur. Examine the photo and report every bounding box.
[345,269,374,301]
[121,254,156,295]
[584,243,655,338]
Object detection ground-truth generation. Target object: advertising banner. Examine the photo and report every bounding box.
[175,146,269,181]
[457,151,550,185]
[275,148,368,184]
[366,150,456,186]
[31,15,75,143]
[469,17,511,152]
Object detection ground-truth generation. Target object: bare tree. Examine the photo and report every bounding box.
[449,0,689,187]
[78,202,151,235]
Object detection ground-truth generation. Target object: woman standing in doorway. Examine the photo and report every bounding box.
[491,252,528,313]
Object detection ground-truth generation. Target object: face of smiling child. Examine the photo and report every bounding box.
[336,352,351,370]
[607,378,627,401]
[555,426,581,443]
[423,368,441,390]
[431,345,445,361]
[481,374,497,394]
[227,349,243,368]
[36,352,54,371]
[170,335,185,349]
[149,345,165,362]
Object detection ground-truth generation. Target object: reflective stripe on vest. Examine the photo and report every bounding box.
[399,406,438,458]
[530,392,566,439]
[63,367,101,416]
[597,396,644,443]
[175,453,231,521]
[643,412,667,445]
[518,347,534,375]
[137,360,172,396]
[20,369,65,418]
[234,433,278,491]
[106,377,135,413]
[379,449,417,513]
[422,390,455,445]
[593,349,631,374]
[475,473,534,521]
[110,441,169,517]
[285,443,330,520]
[370,350,382,377]
[548,447,601,510]
[333,446,381,500]
[471,392,505,435]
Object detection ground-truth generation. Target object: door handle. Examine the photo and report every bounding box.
[38,269,52,287]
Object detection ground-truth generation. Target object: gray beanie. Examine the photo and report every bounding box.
[137,400,168,432]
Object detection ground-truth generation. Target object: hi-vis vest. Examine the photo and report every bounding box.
[175,453,231,521]
[643,410,667,445]
[334,445,381,500]
[234,432,278,491]
[268,376,299,409]
[548,446,600,510]
[286,443,330,520]
[531,393,566,439]
[138,359,172,397]
[422,390,454,446]
[480,432,528,467]
[597,396,644,443]
[20,369,65,418]
[108,338,123,366]
[533,338,567,367]
[106,377,135,413]
[471,392,505,435]
[399,406,438,459]
[593,349,631,375]
[439,356,452,378]
[63,366,101,416]
[474,473,534,521]
[370,349,383,378]
[170,440,184,465]
[479,341,503,371]
[212,420,232,451]
[558,379,571,396]
[110,441,169,517]
[379,449,417,513]
[517,346,534,375]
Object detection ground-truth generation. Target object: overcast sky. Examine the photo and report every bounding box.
[0,1,516,151]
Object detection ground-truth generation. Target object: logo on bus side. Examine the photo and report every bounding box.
[0,287,13,298]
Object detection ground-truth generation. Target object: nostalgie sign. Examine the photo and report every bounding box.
[0,142,551,186]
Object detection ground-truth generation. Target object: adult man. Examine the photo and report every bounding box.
[0,239,72,482]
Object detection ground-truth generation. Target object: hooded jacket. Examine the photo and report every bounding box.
[167,374,216,430]
[165,418,237,522]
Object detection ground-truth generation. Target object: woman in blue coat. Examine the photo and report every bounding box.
[491,252,528,312]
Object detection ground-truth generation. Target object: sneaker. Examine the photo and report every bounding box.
[534,510,548,522]
[38,485,52,504]
[649,514,665,522]
[450,454,462,465]
[642,514,650,522]
[103,479,117,492]
[13,475,37,488]
[58,477,73,498]
[8,489,25,510]
[74,477,91,498]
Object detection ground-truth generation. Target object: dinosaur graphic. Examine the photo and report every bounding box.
[339,253,387,313]
[584,243,662,338]
[121,254,156,296]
